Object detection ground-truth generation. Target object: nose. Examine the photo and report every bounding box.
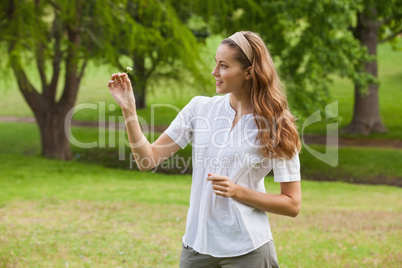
[211,65,219,77]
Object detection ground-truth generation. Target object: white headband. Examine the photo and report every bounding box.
[228,32,254,64]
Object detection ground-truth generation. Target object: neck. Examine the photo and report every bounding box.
[229,92,253,115]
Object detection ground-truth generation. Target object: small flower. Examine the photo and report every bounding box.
[126,67,133,73]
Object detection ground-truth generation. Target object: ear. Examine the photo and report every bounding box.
[245,66,252,80]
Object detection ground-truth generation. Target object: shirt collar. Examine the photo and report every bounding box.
[224,93,254,118]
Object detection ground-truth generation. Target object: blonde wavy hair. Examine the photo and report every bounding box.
[221,31,301,159]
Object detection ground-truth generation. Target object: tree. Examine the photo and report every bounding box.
[343,0,402,135]
[0,0,209,160]
[108,0,208,109]
[0,0,120,160]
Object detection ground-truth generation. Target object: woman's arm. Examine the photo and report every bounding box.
[122,105,182,171]
[207,173,301,217]
[108,73,182,171]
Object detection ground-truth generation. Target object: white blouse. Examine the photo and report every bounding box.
[164,93,301,257]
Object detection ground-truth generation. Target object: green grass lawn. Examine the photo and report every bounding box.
[300,145,402,186]
[0,154,401,267]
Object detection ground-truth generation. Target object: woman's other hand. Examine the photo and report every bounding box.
[207,173,239,198]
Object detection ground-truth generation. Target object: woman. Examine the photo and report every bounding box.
[108,31,301,268]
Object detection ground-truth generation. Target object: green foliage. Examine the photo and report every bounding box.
[0,0,119,82]
[1,0,401,119]
[0,0,208,102]
[194,0,362,116]
[377,0,402,48]
[192,0,402,118]
[103,0,210,99]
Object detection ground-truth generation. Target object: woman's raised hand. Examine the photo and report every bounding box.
[107,73,136,110]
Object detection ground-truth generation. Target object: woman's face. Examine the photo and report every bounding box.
[211,44,250,95]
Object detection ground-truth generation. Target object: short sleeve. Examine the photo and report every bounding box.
[272,153,301,182]
[163,96,199,149]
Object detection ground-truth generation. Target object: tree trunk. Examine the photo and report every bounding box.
[36,108,73,160]
[131,53,147,109]
[343,6,388,135]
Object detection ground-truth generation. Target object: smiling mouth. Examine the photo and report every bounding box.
[215,80,223,86]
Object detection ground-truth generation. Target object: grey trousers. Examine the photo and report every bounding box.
[179,241,280,268]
